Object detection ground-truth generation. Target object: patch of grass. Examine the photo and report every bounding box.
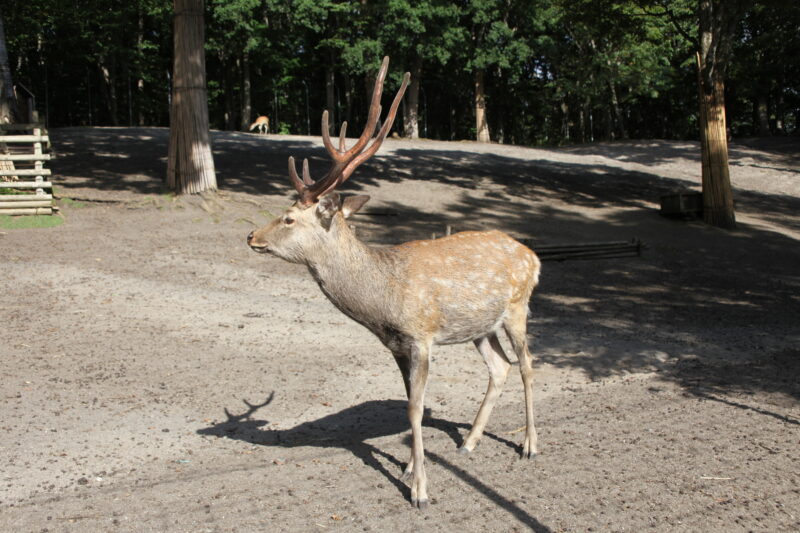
[0,214,64,229]
[0,187,27,195]
[58,197,87,208]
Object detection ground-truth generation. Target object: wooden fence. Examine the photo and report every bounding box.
[0,123,54,215]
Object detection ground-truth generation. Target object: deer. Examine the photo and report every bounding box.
[246,57,540,510]
[249,115,269,135]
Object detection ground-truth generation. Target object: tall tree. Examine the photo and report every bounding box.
[0,8,19,123]
[167,0,217,194]
[462,0,531,142]
[377,0,460,139]
[696,0,743,229]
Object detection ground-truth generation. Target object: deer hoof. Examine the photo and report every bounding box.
[457,445,471,455]
[413,497,430,511]
[520,450,537,460]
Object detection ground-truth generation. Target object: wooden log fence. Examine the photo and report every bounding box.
[521,239,643,261]
[428,226,642,262]
[0,123,54,216]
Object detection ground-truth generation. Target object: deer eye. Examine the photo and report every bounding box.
[284,216,295,225]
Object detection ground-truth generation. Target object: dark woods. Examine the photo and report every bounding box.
[4,0,799,144]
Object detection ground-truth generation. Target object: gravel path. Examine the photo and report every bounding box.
[1,128,798,532]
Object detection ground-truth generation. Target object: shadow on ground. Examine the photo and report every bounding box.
[52,127,800,421]
[198,394,551,531]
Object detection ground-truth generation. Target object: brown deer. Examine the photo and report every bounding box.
[247,57,540,510]
[249,115,269,134]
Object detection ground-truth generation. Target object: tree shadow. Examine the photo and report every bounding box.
[49,127,321,197]
[50,127,800,426]
[197,394,551,530]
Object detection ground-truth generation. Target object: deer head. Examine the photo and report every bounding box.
[247,57,410,263]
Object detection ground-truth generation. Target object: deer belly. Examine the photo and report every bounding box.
[432,300,508,345]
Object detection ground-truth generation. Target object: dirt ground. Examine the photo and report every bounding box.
[1,127,798,532]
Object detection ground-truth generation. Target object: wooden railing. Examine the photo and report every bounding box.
[0,123,54,215]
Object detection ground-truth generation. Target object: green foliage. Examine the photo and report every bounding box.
[3,0,797,143]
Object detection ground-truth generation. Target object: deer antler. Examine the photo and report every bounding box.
[289,56,410,206]
[222,392,275,422]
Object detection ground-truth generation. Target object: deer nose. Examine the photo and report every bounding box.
[247,230,254,245]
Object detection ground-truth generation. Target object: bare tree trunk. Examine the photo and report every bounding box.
[609,80,627,139]
[167,0,217,194]
[99,60,119,126]
[604,106,614,140]
[343,72,353,125]
[223,58,235,130]
[756,93,770,136]
[474,69,490,143]
[403,56,422,139]
[697,0,740,229]
[698,66,734,228]
[0,9,19,124]
[136,12,146,126]
[240,50,251,130]
[325,52,335,134]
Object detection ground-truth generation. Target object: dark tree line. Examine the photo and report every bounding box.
[3,0,798,144]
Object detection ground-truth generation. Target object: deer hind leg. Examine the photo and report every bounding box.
[504,304,538,459]
[459,334,511,453]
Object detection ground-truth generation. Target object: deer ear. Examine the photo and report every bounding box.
[316,192,341,220]
[341,195,370,218]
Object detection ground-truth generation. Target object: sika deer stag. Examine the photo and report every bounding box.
[247,57,540,510]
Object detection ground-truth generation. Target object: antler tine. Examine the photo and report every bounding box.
[302,158,314,185]
[293,56,406,205]
[320,56,388,166]
[320,111,340,160]
[288,156,306,194]
[338,122,348,152]
[338,71,410,185]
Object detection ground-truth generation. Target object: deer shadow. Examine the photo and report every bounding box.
[197,393,551,530]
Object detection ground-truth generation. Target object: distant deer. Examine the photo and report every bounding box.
[247,57,540,510]
[249,115,269,135]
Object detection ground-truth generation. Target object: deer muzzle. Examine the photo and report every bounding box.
[247,230,270,254]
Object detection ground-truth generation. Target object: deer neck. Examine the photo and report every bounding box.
[304,215,398,328]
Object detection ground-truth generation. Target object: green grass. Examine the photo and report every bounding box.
[0,187,27,195]
[0,214,64,229]
[58,197,87,208]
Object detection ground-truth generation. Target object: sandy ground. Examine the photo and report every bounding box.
[1,128,798,532]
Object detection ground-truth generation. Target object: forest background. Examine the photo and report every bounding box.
[4,0,799,146]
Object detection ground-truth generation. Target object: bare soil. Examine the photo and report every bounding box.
[1,127,799,532]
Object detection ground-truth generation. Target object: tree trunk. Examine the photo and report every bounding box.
[240,50,251,131]
[697,0,739,229]
[325,53,335,134]
[99,60,119,126]
[343,72,353,125]
[756,93,770,136]
[223,58,235,130]
[403,56,422,139]
[167,0,217,194]
[609,80,627,139]
[474,69,490,143]
[698,72,735,228]
[0,10,19,124]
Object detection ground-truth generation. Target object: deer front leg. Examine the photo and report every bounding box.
[404,341,430,510]
[391,351,418,481]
